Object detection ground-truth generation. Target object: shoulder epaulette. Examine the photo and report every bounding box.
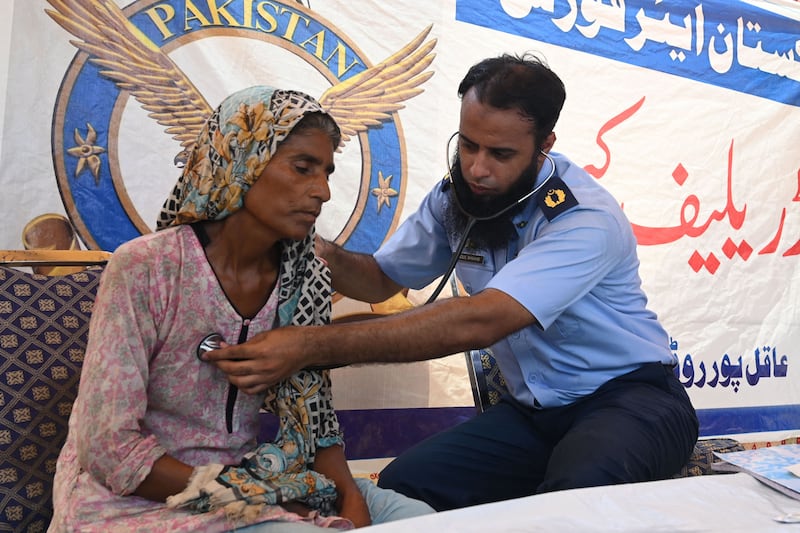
[535,176,579,221]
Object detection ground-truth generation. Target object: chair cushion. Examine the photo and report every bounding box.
[672,437,744,478]
[469,348,507,412]
[0,266,102,532]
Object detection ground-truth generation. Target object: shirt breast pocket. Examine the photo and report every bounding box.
[456,260,495,295]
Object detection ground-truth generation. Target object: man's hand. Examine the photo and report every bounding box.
[200,326,312,393]
[314,234,334,264]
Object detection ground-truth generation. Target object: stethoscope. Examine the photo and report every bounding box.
[424,132,557,304]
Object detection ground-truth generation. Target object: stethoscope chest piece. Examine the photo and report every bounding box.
[197,333,224,360]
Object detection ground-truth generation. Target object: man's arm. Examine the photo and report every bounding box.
[315,236,403,303]
[203,288,538,394]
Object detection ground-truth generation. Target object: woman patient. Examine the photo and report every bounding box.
[49,86,433,532]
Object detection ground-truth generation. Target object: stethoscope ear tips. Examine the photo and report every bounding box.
[197,333,224,360]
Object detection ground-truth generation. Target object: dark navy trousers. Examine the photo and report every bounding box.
[377,363,699,511]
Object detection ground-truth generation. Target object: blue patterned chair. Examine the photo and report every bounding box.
[0,250,109,533]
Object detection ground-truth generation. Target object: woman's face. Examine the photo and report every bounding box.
[243,127,335,241]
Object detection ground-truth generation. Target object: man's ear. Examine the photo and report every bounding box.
[537,132,557,169]
[541,132,556,153]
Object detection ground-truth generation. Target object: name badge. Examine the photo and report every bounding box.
[458,252,485,264]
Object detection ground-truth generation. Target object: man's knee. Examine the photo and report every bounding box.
[376,456,437,501]
[537,444,662,494]
[377,455,463,512]
[536,464,620,494]
[376,459,407,493]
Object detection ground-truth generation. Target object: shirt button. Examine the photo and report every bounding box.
[527,372,537,383]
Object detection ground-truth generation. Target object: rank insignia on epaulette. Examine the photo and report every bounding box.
[536,176,578,221]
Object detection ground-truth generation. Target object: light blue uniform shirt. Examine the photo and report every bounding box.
[375,152,675,409]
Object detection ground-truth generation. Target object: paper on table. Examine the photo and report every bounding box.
[714,444,800,501]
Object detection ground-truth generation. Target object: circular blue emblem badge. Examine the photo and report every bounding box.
[51,0,419,254]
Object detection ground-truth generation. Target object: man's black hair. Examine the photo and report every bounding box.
[457,53,566,148]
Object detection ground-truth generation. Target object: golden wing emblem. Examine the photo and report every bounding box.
[319,26,437,146]
[45,0,437,161]
[45,0,212,165]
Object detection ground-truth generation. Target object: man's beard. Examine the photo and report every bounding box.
[442,152,539,250]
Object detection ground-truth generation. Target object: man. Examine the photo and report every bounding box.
[204,53,699,511]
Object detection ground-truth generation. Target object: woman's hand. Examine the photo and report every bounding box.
[280,501,313,517]
[133,454,194,502]
[281,491,370,527]
[312,444,372,527]
[337,484,372,528]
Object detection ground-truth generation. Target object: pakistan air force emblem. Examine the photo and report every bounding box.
[45,0,436,253]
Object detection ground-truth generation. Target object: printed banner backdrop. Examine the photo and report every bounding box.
[1,0,799,459]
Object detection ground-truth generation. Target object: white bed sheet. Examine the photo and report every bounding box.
[364,473,800,532]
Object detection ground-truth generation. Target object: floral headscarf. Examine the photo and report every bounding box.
[156,86,328,229]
